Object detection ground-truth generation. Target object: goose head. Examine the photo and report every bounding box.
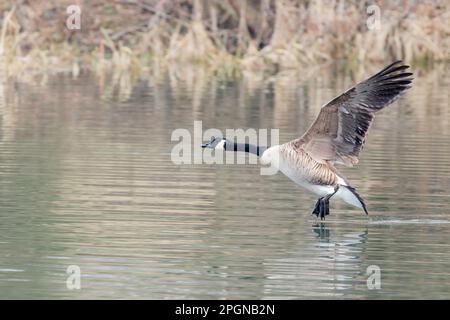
[201,136,227,150]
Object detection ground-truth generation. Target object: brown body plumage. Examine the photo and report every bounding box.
[279,142,338,186]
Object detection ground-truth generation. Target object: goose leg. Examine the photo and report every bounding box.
[310,197,329,220]
[312,197,323,218]
[321,198,329,220]
[316,197,328,220]
[312,186,340,220]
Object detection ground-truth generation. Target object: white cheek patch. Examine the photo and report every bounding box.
[215,140,226,150]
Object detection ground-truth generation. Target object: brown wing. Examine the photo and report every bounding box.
[293,61,413,167]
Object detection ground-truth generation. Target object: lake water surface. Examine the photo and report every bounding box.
[0,64,449,299]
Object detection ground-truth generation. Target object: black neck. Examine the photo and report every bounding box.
[225,142,266,157]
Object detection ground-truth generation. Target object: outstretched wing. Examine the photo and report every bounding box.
[293,61,413,167]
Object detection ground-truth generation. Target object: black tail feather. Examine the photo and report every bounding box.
[343,185,369,215]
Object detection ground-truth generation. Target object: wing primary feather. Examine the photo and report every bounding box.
[291,61,413,168]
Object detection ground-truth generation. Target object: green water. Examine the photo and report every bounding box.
[0,64,449,299]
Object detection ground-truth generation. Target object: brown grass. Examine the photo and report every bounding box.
[0,0,449,81]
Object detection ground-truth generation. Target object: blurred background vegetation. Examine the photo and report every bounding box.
[0,0,449,81]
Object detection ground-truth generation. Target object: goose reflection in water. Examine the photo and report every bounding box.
[262,223,369,298]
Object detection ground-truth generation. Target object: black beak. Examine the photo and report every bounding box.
[202,136,216,148]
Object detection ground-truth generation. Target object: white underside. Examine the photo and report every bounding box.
[287,174,363,209]
[291,172,363,209]
[261,145,364,209]
[333,184,364,209]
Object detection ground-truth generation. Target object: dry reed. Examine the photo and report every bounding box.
[0,0,448,81]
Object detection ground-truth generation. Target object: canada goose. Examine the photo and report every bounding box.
[202,61,413,219]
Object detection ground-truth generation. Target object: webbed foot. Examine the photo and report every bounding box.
[311,197,330,220]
